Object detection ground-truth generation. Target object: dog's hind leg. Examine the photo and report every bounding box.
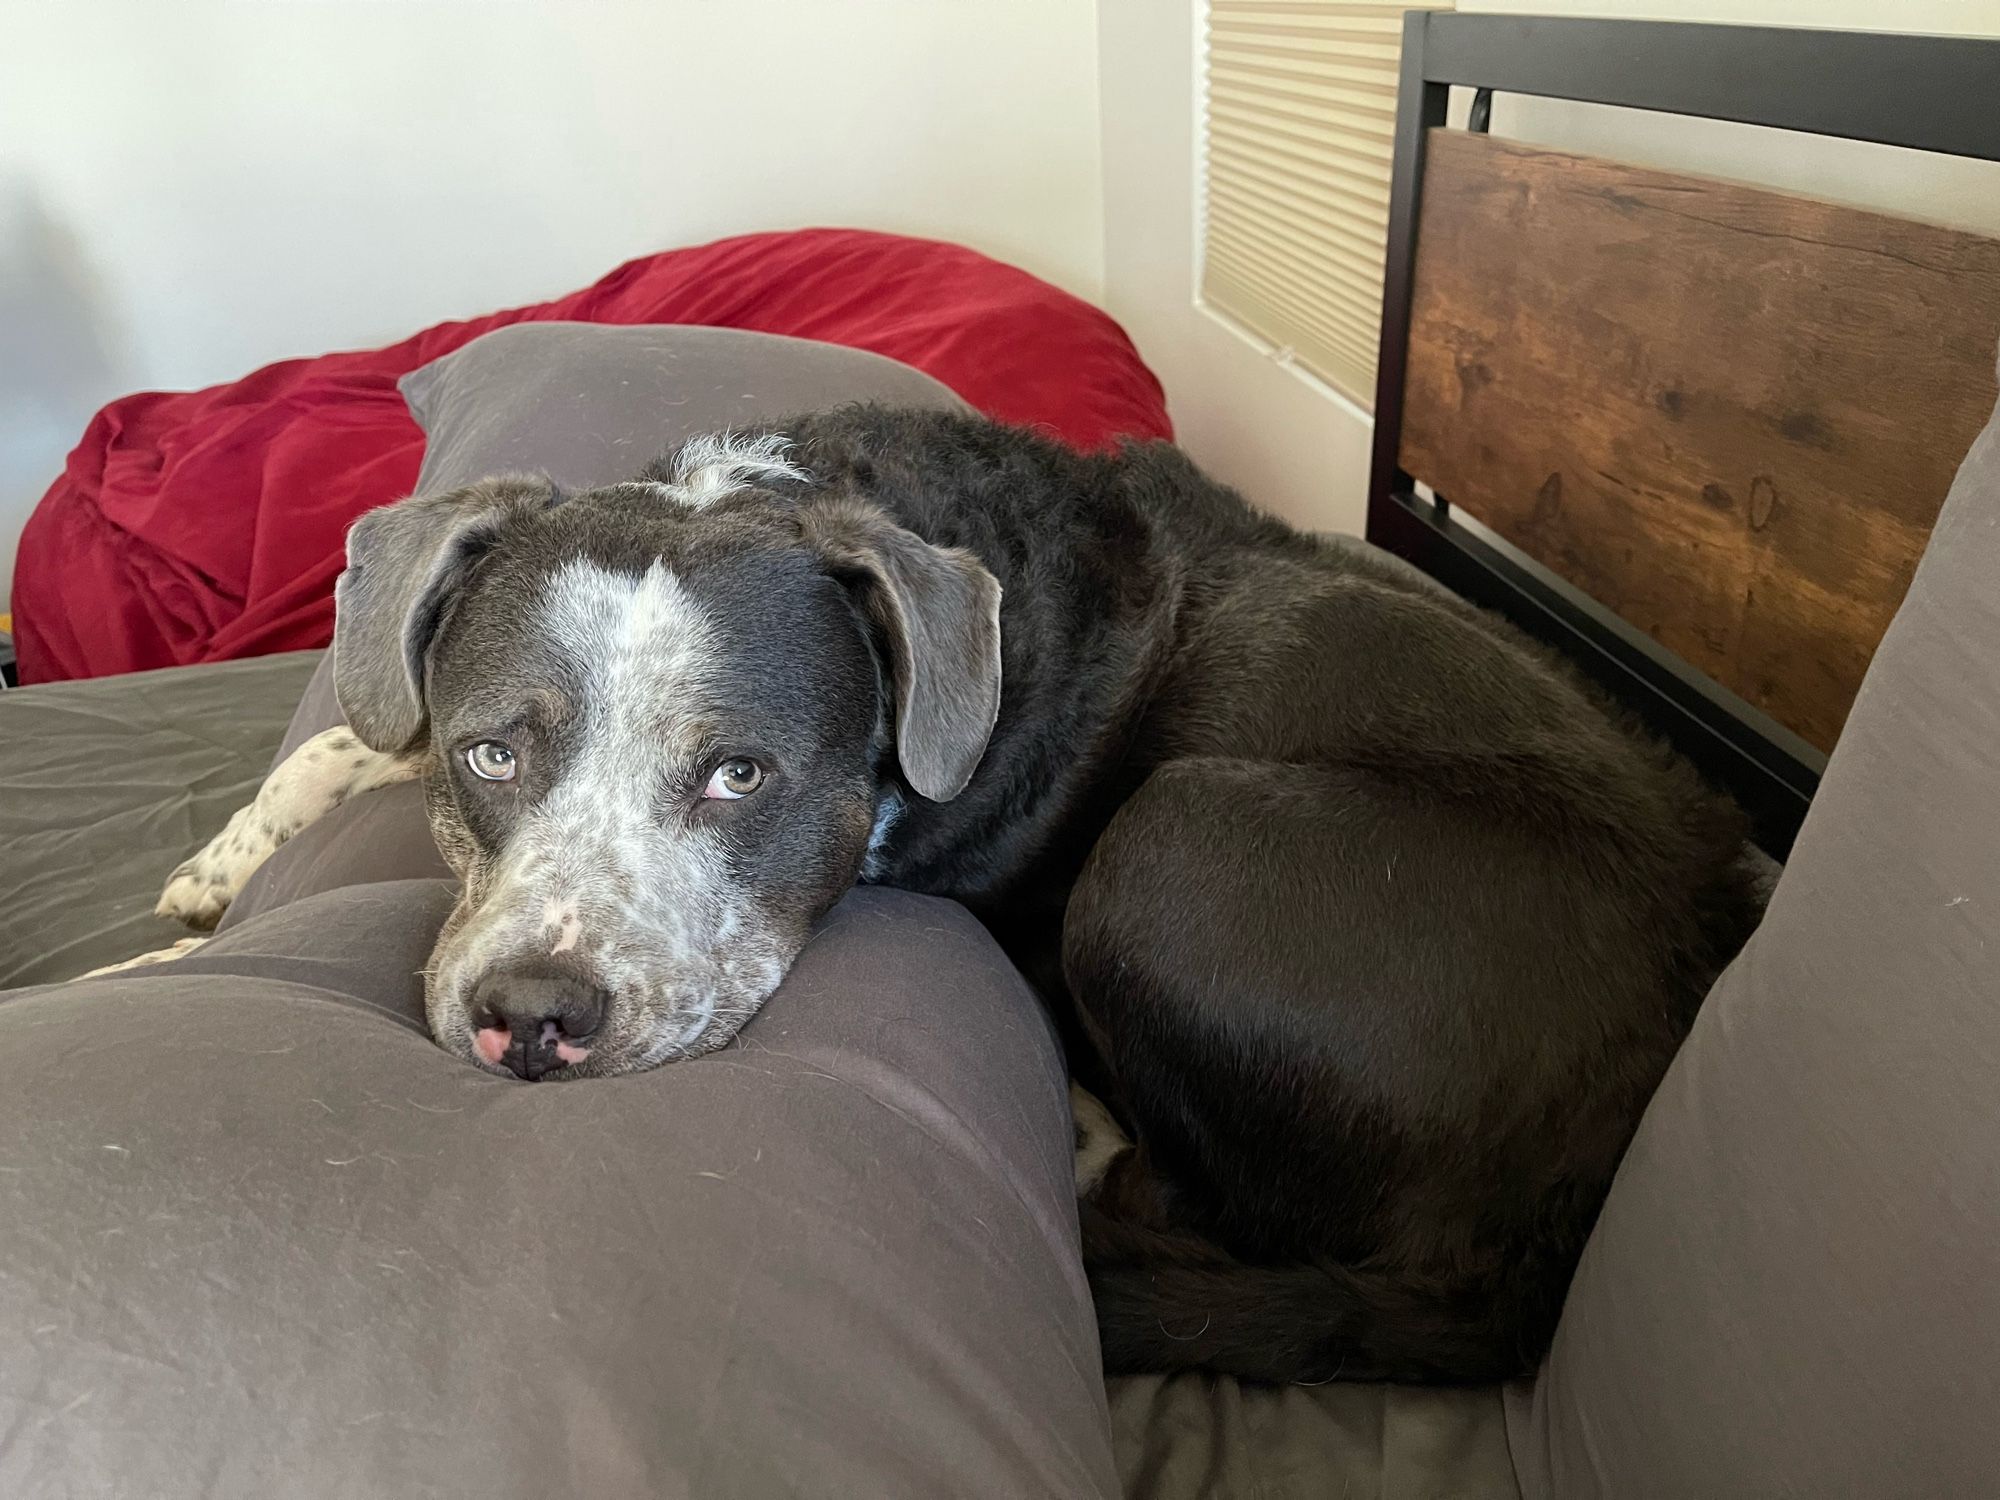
[1060,754,1690,1384]
[79,936,210,978]
[1070,1080,1133,1197]
[155,727,424,930]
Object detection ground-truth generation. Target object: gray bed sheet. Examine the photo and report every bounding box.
[0,650,322,988]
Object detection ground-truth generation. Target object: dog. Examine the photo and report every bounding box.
[121,406,1764,1383]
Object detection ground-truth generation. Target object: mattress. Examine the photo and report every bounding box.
[0,651,320,987]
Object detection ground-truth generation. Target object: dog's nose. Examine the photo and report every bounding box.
[470,959,608,1081]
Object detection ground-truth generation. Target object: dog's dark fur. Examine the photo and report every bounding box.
[680,407,1763,1384]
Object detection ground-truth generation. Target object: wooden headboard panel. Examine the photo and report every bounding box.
[1398,130,2000,754]
[1370,15,2000,853]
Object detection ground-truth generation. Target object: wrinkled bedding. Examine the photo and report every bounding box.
[0,651,319,986]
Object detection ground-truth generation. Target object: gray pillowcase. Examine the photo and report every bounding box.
[1510,354,2000,1498]
[400,320,967,495]
[2,883,1121,1500]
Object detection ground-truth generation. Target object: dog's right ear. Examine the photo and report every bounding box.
[333,479,555,752]
[800,496,1003,803]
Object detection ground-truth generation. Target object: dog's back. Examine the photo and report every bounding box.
[775,406,1764,1382]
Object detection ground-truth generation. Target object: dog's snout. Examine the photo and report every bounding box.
[470,959,607,1081]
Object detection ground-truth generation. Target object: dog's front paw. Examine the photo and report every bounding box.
[155,804,269,931]
[81,936,209,978]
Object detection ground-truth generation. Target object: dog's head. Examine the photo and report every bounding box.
[330,434,1001,1080]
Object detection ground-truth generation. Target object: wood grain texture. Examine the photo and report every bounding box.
[1400,130,2000,751]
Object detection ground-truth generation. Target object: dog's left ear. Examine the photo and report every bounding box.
[804,500,1002,802]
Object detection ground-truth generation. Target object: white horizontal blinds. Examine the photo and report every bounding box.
[1202,0,1452,407]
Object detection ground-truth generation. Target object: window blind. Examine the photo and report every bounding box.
[1202,0,1453,407]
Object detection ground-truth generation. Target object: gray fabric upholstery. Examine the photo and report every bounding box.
[399,321,967,499]
[1510,360,2000,1498]
[0,650,322,984]
[1109,1375,1518,1500]
[0,884,1117,1499]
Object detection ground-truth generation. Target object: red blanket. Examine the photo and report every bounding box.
[14,229,1170,684]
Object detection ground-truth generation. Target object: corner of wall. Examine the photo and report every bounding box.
[1095,0,1374,535]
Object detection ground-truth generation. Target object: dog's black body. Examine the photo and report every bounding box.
[162,403,1761,1383]
[697,407,1763,1384]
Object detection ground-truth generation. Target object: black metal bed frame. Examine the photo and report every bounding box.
[1365,14,2000,857]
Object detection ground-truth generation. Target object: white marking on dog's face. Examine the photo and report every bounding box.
[544,898,581,955]
[425,558,803,1073]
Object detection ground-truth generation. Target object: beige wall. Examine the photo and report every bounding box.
[1098,0,2000,538]
[1100,0,1381,538]
[0,0,1105,612]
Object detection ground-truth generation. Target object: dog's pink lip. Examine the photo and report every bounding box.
[474,1026,510,1065]
[554,1040,591,1065]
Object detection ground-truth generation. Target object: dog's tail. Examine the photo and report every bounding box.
[1080,1207,1535,1385]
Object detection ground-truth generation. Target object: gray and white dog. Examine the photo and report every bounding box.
[123,405,1763,1386]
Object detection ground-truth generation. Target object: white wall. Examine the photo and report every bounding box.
[1098,0,2000,540]
[1099,0,1380,538]
[0,0,1105,613]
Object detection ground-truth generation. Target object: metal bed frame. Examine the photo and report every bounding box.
[1365,14,2000,856]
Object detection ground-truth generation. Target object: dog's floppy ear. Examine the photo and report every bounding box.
[804,499,1002,802]
[333,479,553,752]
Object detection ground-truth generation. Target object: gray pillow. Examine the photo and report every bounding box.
[1510,356,2000,1498]
[400,320,967,496]
[1,884,1120,1499]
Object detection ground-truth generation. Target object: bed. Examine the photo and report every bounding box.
[5,17,2000,1500]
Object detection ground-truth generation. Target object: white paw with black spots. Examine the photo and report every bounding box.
[155,802,277,930]
[153,726,424,931]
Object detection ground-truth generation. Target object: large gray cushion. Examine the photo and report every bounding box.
[0,650,322,985]
[0,885,1116,1498]
[1510,357,2000,1497]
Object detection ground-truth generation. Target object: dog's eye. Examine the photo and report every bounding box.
[703,758,764,800]
[465,741,518,783]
